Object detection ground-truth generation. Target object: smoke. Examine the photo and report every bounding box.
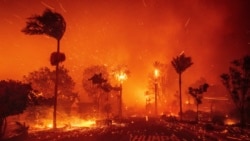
[0,0,249,110]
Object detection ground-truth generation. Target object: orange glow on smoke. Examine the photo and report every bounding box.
[0,0,249,111]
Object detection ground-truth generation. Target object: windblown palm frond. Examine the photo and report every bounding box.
[22,9,66,40]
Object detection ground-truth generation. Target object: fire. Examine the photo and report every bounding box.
[168,112,178,117]
[224,118,237,125]
[154,69,159,78]
[46,123,53,128]
[185,100,190,105]
[30,117,96,131]
[68,118,96,128]
[115,71,127,83]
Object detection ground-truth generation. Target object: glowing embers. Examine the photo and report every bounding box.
[224,118,238,126]
[115,71,128,84]
[69,118,96,128]
[31,117,96,131]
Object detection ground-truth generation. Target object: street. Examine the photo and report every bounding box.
[8,117,246,141]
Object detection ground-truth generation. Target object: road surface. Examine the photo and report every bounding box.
[3,117,249,141]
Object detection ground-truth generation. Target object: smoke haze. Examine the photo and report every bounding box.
[0,0,249,108]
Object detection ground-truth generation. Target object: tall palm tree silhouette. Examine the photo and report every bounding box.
[22,9,66,129]
[171,53,193,121]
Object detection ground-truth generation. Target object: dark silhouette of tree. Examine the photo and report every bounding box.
[221,55,250,129]
[188,83,209,122]
[22,8,66,129]
[88,73,113,93]
[88,73,108,85]
[171,53,193,121]
[82,65,110,116]
[23,66,78,117]
[83,65,109,98]
[89,73,113,119]
[0,80,33,138]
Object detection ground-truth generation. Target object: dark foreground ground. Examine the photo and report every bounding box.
[3,117,250,141]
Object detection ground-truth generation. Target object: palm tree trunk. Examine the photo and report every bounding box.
[179,73,182,121]
[53,39,60,129]
[119,83,122,118]
[197,103,199,123]
[155,81,158,116]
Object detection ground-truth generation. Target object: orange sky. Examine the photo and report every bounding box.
[0,0,249,107]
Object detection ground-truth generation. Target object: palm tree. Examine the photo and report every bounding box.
[22,8,66,129]
[171,53,193,121]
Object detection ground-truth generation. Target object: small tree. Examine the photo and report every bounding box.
[188,83,209,122]
[23,66,78,116]
[171,53,193,121]
[0,80,33,138]
[221,55,250,128]
[82,65,110,114]
[89,73,113,118]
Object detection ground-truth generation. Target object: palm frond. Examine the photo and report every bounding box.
[22,8,66,40]
[171,53,193,74]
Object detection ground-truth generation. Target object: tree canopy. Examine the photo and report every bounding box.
[0,80,34,138]
[221,55,250,128]
[82,65,110,99]
[171,53,193,74]
[0,80,34,117]
[23,66,78,114]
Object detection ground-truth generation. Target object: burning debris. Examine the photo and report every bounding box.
[29,117,96,131]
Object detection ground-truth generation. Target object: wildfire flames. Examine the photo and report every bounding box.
[224,119,238,126]
[30,117,96,131]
